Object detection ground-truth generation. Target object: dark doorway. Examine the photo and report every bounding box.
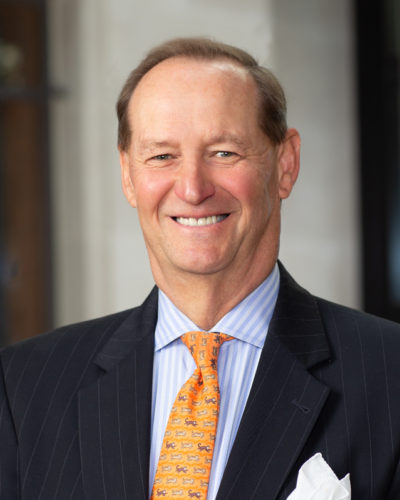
[356,0,400,322]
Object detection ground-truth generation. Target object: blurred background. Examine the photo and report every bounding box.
[0,0,399,346]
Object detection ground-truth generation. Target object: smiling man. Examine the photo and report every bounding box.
[1,38,400,500]
[119,54,299,331]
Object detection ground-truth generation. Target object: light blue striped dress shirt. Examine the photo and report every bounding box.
[149,264,280,499]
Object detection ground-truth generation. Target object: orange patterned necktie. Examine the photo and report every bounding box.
[151,331,233,499]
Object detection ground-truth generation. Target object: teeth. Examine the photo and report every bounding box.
[175,215,227,226]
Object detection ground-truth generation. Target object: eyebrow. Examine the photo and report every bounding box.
[137,140,178,154]
[136,133,250,154]
[206,133,249,149]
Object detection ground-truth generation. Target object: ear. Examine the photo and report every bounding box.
[119,147,137,208]
[277,128,301,200]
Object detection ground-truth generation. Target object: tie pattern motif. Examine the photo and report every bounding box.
[151,331,233,499]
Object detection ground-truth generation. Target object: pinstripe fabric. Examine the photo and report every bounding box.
[150,265,280,499]
[0,264,400,499]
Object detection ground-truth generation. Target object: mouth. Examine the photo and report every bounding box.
[173,214,229,227]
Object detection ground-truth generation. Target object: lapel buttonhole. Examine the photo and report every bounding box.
[291,399,311,414]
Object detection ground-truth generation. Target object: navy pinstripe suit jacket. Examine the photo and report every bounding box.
[1,264,400,499]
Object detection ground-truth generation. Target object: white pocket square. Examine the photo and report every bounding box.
[287,453,351,499]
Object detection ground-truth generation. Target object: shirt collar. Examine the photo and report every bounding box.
[155,263,280,351]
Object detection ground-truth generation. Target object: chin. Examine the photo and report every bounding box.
[171,255,230,276]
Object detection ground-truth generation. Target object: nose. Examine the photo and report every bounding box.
[174,159,215,205]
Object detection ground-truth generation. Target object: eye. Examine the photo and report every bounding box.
[151,153,172,161]
[215,151,236,158]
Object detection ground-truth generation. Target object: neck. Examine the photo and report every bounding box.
[154,258,277,331]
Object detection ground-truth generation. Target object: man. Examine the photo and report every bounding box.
[0,38,399,500]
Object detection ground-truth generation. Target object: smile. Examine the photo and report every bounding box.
[174,215,228,227]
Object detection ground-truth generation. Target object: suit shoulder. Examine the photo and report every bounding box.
[316,296,400,332]
[315,297,400,358]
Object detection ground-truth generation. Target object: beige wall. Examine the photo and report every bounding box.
[48,0,359,326]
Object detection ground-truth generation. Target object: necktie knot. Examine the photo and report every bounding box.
[181,331,233,371]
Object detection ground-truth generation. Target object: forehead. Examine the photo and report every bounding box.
[127,57,261,143]
[130,56,258,111]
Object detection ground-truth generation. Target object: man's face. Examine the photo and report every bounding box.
[120,57,298,284]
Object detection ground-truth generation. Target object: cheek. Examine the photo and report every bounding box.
[218,167,274,208]
[133,172,174,209]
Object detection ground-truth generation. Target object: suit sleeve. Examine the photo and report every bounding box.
[0,360,19,499]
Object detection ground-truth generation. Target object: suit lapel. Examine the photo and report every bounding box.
[217,264,331,499]
[78,288,158,500]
